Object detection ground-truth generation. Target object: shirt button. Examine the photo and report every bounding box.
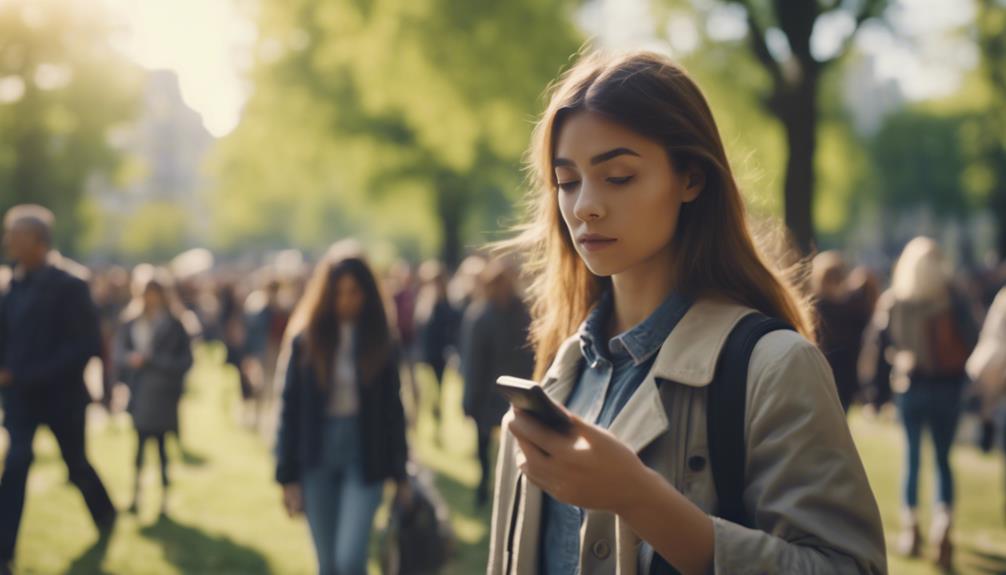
[591,539,611,560]
[688,455,707,472]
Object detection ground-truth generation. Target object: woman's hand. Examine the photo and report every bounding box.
[282,483,303,517]
[506,407,649,514]
[509,407,715,575]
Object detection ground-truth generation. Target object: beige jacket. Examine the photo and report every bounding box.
[487,299,886,575]
[967,287,1006,408]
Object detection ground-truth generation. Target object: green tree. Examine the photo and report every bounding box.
[714,0,887,252]
[975,0,1006,255]
[871,109,979,217]
[0,0,140,254]
[212,0,581,265]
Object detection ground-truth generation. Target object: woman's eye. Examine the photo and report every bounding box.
[607,175,634,185]
[557,181,580,193]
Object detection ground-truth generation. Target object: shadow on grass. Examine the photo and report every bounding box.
[959,545,1006,574]
[65,530,114,575]
[432,470,492,574]
[178,444,209,467]
[139,514,270,574]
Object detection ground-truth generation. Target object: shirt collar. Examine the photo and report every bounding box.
[578,289,693,367]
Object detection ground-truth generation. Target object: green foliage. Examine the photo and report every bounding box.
[678,41,786,217]
[210,0,582,263]
[0,0,140,254]
[675,24,869,236]
[118,201,191,261]
[870,109,978,216]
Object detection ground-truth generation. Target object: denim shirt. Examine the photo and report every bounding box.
[539,290,693,575]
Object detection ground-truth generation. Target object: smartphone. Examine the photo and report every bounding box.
[495,376,573,434]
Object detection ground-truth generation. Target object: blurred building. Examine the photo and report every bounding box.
[87,69,215,255]
[843,52,905,137]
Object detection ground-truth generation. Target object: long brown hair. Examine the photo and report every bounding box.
[508,51,814,378]
[285,247,393,389]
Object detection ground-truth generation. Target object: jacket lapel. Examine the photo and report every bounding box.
[511,335,582,573]
[607,372,669,454]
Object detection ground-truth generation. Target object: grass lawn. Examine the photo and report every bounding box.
[1,344,1004,574]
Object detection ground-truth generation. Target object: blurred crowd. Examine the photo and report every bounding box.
[1,204,1006,573]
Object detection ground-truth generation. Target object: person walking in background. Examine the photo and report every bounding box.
[217,281,255,425]
[243,277,291,429]
[0,205,117,575]
[275,246,411,575]
[91,266,131,411]
[448,254,487,318]
[811,251,879,412]
[966,285,1006,523]
[461,258,534,507]
[864,237,978,568]
[116,273,193,516]
[390,260,420,423]
[414,260,459,436]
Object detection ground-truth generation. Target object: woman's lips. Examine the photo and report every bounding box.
[578,238,617,253]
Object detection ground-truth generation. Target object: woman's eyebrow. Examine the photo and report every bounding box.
[553,147,641,168]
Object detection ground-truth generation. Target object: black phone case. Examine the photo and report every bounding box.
[495,383,572,433]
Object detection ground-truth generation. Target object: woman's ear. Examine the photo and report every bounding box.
[682,163,705,203]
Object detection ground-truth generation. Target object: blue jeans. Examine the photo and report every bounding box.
[897,380,963,509]
[302,416,383,575]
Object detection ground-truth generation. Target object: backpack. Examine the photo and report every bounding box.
[646,313,794,575]
[927,308,970,377]
[380,465,454,575]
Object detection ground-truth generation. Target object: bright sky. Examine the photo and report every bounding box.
[100,0,255,138]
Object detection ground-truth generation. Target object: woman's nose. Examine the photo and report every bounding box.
[573,184,604,222]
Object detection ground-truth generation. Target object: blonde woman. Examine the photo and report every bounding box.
[865,237,978,568]
[487,51,885,575]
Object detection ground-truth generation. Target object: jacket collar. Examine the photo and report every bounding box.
[545,298,755,388]
[539,297,756,454]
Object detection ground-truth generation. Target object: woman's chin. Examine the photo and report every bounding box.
[580,256,623,278]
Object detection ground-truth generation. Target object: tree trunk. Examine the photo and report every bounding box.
[779,73,818,254]
[435,177,466,269]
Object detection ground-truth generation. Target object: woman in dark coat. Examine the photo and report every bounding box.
[117,275,193,515]
[275,248,410,575]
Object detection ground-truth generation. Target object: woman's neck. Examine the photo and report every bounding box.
[609,249,677,336]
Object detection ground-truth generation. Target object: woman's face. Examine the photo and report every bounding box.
[553,110,702,278]
[143,287,165,313]
[333,273,365,322]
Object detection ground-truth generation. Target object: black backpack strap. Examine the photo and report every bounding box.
[707,312,794,527]
[648,312,793,575]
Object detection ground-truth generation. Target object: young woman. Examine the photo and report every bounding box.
[275,248,410,575]
[117,275,193,516]
[487,51,886,575]
[863,237,977,568]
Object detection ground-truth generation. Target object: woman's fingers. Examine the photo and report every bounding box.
[514,425,571,498]
[509,408,571,456]
[514,432,552,467]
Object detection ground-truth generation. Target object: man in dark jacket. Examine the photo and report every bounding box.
[0,205,116,574]
[461,259,534,506]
